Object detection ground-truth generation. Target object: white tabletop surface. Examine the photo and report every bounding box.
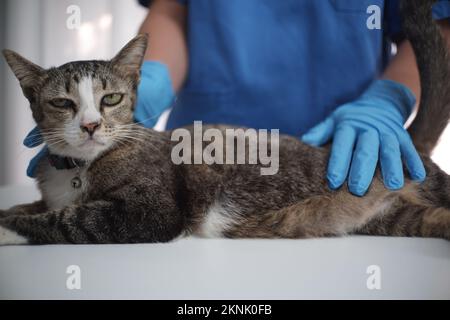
[0,184,449,300]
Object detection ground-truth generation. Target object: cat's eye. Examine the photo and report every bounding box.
[49,98,75,109]
[102,93,123,107]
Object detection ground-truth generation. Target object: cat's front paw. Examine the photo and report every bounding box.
[0,225,28,246]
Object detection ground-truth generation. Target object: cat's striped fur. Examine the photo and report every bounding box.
[0,0,449,245]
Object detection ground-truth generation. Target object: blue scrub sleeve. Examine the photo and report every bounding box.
[138,0,187,8]
[433,0,450,20]
[384,0,403,41]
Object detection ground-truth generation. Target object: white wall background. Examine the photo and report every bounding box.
[433,126,450,173]
[0,0,449,186]
[0,0,147,186]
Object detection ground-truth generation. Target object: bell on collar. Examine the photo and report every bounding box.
[71,176,82,189]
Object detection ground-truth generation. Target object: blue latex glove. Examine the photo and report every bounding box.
[23,127,48,178]
[134,61,175,127]
[24,61,175,178]
[301,79,426,196]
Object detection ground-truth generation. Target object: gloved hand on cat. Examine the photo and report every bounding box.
[134,61,175,127]
[23,60,174,178]
[302,79,426,196]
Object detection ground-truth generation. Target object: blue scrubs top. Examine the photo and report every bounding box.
[139,0,449,136]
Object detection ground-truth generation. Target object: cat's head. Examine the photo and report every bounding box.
[3,34,148,160]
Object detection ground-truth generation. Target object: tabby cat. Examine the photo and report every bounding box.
[0,0,449,245]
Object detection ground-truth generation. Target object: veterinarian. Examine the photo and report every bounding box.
[25,0,450,197]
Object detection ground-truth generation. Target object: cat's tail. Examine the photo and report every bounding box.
[401,0,450,155]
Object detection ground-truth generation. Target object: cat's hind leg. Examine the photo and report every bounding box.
[225,188,449,240]
[224,189,397,239]
[358,203,450,240]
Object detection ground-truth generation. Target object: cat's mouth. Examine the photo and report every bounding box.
[78,138,106,148]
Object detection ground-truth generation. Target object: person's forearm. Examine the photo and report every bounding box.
[139,0,188,91]
[382,20,450,106]
[382,40,421,103]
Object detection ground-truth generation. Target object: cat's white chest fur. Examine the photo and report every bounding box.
[39,162,88,211]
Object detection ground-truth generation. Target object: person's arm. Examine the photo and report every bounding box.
[139,0,188,92]
[382,40,420,103]
[132,0,188,127]
[383,20,450,108]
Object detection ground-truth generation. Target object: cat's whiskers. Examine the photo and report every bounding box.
[111,135,160,153]
[45,139,67,149]
[25,130,68,140]
[114,135,146,144]
[113,131,152,139]
[114,130,159,139]
[114,132,156,144]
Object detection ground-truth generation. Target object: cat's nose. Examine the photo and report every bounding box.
[80,121,101,136]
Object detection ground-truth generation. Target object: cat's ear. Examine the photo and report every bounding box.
[2,49,45,100]
[111,34,148,81]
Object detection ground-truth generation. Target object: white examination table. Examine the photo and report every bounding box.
[0,185,449,300]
